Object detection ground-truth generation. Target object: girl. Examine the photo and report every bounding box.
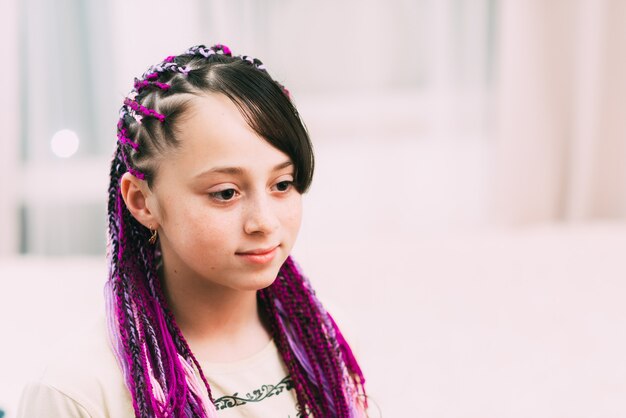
[18,44,368,417]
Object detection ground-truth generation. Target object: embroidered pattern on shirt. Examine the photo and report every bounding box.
[214,374,296,411]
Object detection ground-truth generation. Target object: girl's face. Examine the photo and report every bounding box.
[146,93,303,292]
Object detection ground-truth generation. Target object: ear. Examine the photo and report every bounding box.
[120,172,160,229]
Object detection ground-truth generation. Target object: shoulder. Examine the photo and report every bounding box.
[17,318,135,418]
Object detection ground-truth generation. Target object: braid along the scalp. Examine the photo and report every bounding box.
[106,43,368,417]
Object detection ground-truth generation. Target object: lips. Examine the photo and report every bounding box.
[236,245,279,265]
[237,245,278,255]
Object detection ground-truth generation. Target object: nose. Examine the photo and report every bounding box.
[243,192,280,235]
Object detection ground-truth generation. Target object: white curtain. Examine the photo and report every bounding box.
[492,0,626,225]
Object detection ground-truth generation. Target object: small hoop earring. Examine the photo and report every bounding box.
[148,227,158,245]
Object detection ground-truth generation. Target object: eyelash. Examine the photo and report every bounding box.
[209,180,294,202]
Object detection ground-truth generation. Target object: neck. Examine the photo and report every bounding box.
[159,261,272,363]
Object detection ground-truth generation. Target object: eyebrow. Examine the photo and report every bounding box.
[194,160,293,179]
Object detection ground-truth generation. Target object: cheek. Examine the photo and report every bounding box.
[282,196,303,235]
[168,203,240,255]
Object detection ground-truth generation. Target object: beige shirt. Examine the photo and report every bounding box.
[17,319,302,417]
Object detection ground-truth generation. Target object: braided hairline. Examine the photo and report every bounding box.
[115,44,275,181]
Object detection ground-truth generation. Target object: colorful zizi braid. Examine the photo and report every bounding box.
[107,43,367,417]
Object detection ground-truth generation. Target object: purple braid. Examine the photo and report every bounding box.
[108,145,212,417]
[107,43,368,417]
[293,257,368,409]
[123,98,166,122]
[276,287,332,414]
[257,290,316,412]
[134,79,171,92]
[259,257,368,416]
[284,262,351,414]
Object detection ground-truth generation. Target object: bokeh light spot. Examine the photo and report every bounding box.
[50,129,80,158]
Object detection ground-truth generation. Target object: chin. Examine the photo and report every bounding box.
[225,268,277,292]
[251,267,282,291]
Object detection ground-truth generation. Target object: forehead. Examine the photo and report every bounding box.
[164,93,290,179]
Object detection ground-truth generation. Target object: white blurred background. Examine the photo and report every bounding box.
[1,0,626,417]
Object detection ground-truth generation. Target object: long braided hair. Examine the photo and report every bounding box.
[106,44,368,417]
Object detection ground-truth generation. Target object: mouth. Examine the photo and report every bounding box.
[236,245,279,264]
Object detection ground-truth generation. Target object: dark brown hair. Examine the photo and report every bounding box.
[124,50,314,192]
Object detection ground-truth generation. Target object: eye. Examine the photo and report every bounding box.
[274,180,293,192]
[209,188,239,201]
